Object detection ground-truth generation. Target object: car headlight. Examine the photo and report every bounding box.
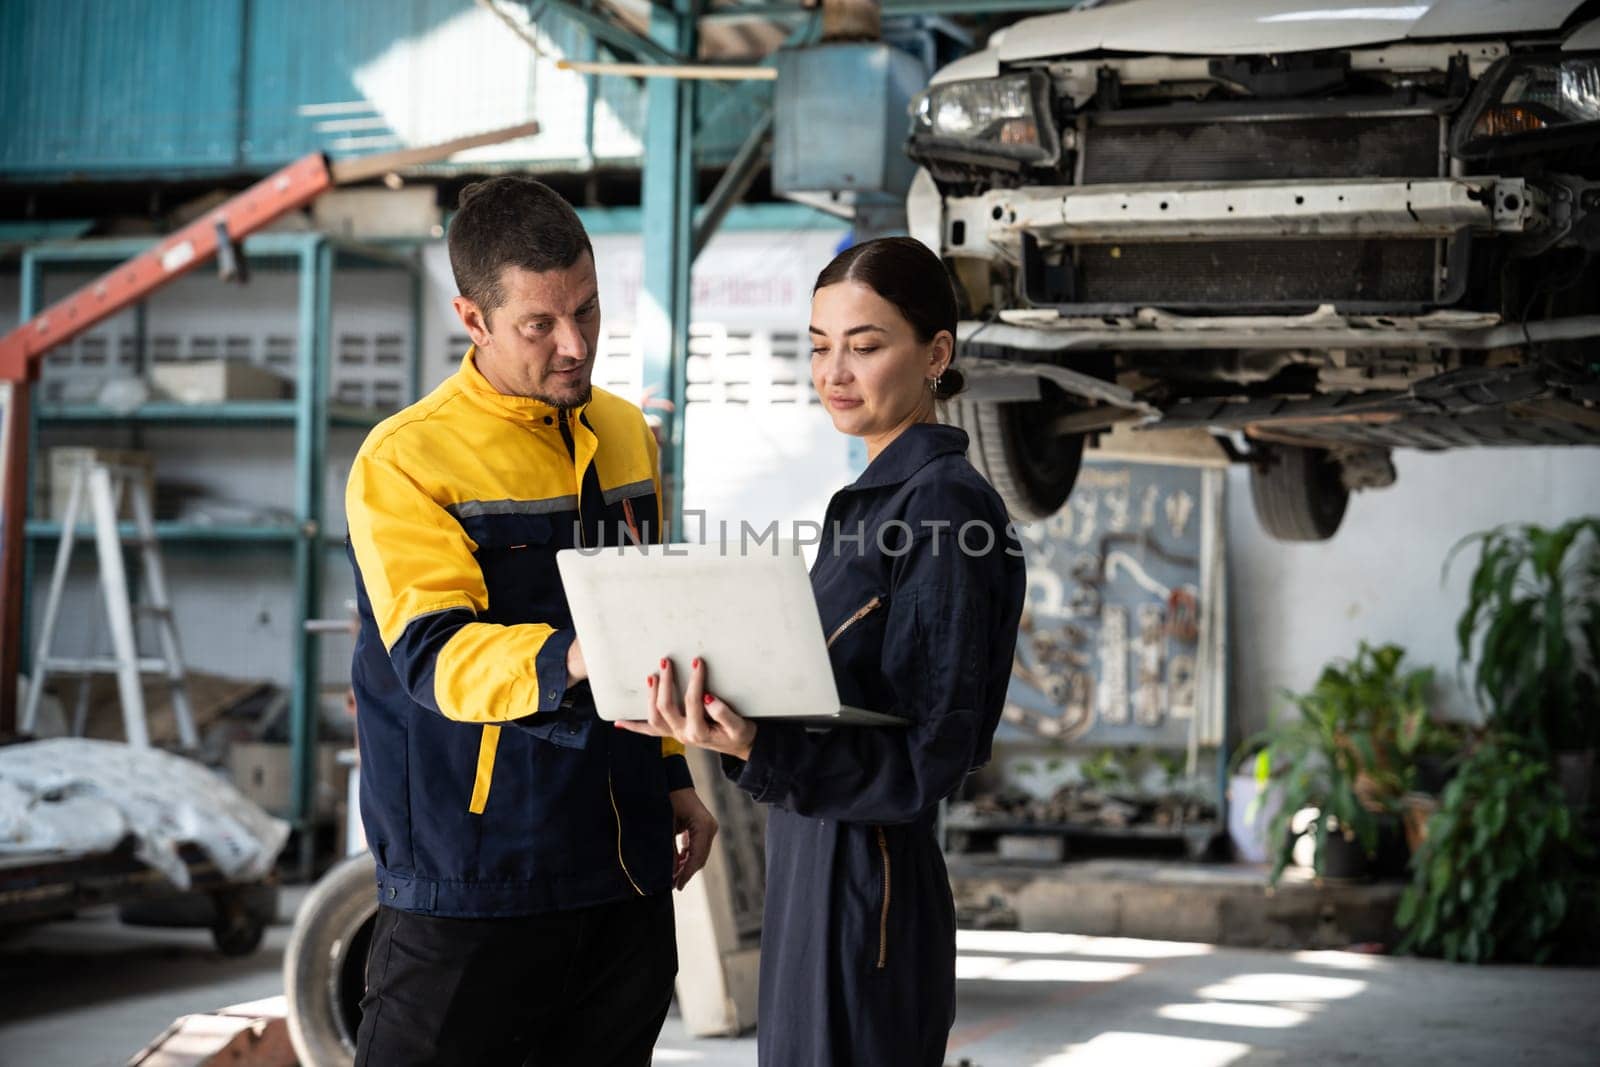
[907,71,1060,169]
[1452,53,1600,158]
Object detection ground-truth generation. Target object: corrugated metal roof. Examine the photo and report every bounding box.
[1,0,247,175]
[0,0,766,182]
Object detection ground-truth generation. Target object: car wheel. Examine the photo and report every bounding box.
[284,854,377,1067]
[943,383,1086,522]
[1249,444,1349,542]
[209,887,272,957]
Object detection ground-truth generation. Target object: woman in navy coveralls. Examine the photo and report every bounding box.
[621,237,1026,1066]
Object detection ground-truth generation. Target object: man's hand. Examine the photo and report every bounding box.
[566,637,587,683]
[668,788,717,891]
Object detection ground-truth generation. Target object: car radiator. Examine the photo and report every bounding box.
[1066,112,1445,309]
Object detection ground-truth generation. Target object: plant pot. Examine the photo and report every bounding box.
[1320,828,1373,881]
[1227,772,1282,864]
[1414,754,1454,796]
[1372,815,1410,879]
[1555,750,1595,812]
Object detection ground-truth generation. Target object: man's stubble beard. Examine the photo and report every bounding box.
[533,376,593,411]
[550,385,593,411]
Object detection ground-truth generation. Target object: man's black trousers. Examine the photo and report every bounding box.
[355,891,677,1067]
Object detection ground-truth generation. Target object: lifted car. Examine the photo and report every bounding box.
[907,0,1600,540]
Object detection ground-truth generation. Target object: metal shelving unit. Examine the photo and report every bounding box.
[35,401,387,428]
[18,231,422,855]
[26,521,300,543]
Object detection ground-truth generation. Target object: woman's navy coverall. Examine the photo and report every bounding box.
[724,422,1027,1067]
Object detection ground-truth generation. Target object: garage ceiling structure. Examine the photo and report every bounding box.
[0,0,1087,817]
[490,0,1093,524]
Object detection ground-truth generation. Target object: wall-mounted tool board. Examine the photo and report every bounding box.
[1001,458,1227,750]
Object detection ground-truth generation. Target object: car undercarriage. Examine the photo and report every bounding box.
[906,10,1600,539]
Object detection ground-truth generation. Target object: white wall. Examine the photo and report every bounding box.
[1226,445,1600,738]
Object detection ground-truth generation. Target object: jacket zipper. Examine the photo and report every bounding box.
[563,408,644,896]
[609,770,646,897]
[875,826,892,969]
[621,496,642,546]
[827,595,884,649]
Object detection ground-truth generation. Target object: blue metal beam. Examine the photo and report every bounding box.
[638,0,698,533]
[692,109,772,262]
[576,201,843,235]
[290,237,332,874]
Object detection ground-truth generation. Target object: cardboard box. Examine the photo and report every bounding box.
[150,360,289,405]
[228,741,347,819]
[45,446,155,521]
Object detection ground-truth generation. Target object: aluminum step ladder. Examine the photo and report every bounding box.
[20,456,196,749]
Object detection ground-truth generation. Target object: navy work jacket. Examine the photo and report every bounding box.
[346,351,691,918]
[726,422,1027,1067]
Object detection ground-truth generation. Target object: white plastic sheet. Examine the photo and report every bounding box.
[0,739,290,888]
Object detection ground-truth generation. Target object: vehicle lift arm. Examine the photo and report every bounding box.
[0,123,538,736]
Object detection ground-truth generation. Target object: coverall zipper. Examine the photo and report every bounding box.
[875,826,891,969]
[827,596,884,649]
[561,408,645,897]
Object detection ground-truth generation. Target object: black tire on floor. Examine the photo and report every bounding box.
[209,887,271,958]
[942,383,1086,522]
[284,854,378,1067]
[1249,444,1350,542]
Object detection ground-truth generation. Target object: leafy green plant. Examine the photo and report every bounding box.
[1398,735,1592,963]
[1080,749,1127,790]
[1246,641,1435,884]
[1449,517,1600,752]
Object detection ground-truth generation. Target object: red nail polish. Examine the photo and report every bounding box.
[703,694,714,705]
[647,675,656,686]
[692,657,701,669]
[659,658,667,669]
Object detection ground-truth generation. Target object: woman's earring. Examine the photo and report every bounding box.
[929,374,942,395]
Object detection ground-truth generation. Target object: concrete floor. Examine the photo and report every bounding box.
[1,898,1596,1067]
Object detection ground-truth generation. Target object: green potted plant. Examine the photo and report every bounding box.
[1397,733,1593,963]
[1449,516,1600,805]
[1248,641,1434,884]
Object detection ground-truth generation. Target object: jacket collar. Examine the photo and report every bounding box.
[846,422,969,492]
[454,346,591,424]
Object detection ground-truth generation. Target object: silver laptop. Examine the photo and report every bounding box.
[555,541,906,726]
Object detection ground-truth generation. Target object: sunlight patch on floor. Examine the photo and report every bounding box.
[1034,1031,1253,1067]
[1290,949,1393,971]
[956,955,1144,983]
[956,930,1215,960]
[1157,1000,1312,1029]
[1196,972,1368,1002]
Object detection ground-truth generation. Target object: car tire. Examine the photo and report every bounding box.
[943,384,1086,522]
[1249,444,1349,542]
[209,886,274,957]
[284,854,378,1067]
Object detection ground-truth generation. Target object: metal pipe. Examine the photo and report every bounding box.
[556,58,775,79]
[958,315,1600,353]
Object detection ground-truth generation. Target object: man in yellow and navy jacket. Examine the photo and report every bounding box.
[345,176,717,1067]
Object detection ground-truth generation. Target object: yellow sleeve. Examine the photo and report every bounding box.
[643,423,687,764]
[346,451,572,722]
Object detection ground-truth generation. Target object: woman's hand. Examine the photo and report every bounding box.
[616,656,757,762]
